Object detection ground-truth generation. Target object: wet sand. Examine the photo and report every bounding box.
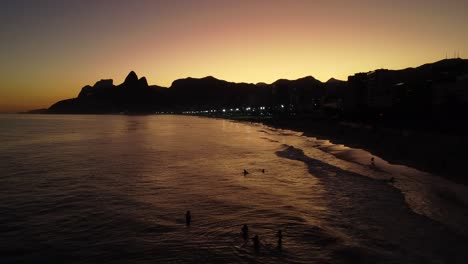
[230,116,468,186]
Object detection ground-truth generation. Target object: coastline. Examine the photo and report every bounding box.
[220,115,467,186]
[12,112,467,186]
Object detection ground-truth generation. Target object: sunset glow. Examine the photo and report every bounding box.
[1,0,467,112]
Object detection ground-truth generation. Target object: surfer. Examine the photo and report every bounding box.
[185,210,191,226]
[241,224,249,241]
[277,230,283,249]
[243,169,249,176]
[252,235,260,252]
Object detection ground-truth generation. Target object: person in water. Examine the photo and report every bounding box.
[277,230,283,249]
[185,211,191,226]
[252,235,260,252]
[241,224,249,241]
[262,169,265,173]
[243,169,249,176]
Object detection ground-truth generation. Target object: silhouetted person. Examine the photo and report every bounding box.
[371,157,375,166]
[241,224,249,241]
[252,235,260,252]
[277,230,283,249]
[185,211,191,226]
[243,169,249,176]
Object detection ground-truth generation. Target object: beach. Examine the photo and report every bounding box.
[225,115,468,186]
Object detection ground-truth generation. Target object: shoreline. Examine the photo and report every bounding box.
[218,115,467,186]
[9,113,467,186]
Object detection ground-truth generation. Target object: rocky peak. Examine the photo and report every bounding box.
[94,79,114,88]
[123,71,139,87]
[78,85,93,98]
[139,77,149,87]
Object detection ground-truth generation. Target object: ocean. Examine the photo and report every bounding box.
[1,114,468,263]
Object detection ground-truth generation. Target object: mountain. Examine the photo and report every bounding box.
[326,78,345,84]
[45,59,468,114]
[49,72,169,113]
[48,73,325,113]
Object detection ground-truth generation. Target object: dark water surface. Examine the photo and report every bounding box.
[1,114,468,263]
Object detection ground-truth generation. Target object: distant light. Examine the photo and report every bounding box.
[235,108,239,111]
[281,105,284,108]
[222,109,226,112]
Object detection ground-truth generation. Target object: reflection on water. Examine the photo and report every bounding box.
[0,114,468,264]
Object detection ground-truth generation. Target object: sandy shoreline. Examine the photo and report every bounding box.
[221,115,467,186]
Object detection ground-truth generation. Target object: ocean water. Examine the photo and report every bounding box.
[1,114,468,264]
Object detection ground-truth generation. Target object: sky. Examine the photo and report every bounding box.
[1,0,467,112]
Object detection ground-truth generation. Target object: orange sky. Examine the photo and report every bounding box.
[1,0,467,112]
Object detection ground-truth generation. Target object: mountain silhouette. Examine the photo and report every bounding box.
[46,59,468,117]
[48,72,326,113]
